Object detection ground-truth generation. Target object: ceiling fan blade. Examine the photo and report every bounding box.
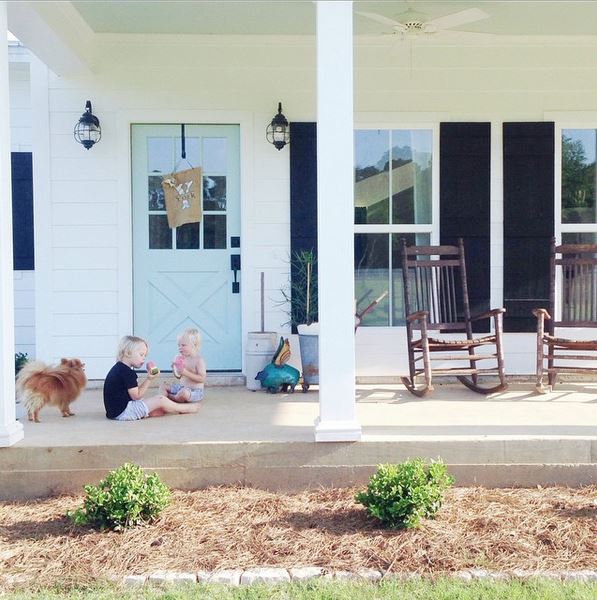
[355,11,407,32]
[425,8,489,31]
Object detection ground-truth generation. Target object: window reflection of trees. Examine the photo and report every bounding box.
[355,146,431,225]
[148,176,166,211]
[354,130,434,326]
[203,176,227,211]
[562,133,596,224]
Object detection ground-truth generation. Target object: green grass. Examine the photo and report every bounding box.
[3,578,597,600]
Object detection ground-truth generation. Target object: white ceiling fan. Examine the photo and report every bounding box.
[356,6,490,38]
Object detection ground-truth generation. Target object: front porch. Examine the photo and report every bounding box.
[2,379,596,499]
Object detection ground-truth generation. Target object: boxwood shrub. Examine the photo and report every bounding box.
[68,462,172,530]
[355,458,454,529]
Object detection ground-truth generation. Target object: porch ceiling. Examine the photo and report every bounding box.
[8,1,597,75]
[70,1,597,37]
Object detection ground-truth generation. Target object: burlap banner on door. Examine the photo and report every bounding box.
[161,167,203,228]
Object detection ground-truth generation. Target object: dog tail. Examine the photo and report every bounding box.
[20,389,47,417]
[15,360,49,393]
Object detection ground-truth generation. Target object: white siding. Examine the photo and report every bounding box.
[13,271,34,358]
[8,46,31,152]
[9,44,35,359]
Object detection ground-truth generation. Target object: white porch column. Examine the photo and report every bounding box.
[0,0,24,446]
[314,0,361,441]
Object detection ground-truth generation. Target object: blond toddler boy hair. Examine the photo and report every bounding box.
[116,335,147,361]
[177,328,201,354]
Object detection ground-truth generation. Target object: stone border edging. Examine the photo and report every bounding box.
[123,567,597,587]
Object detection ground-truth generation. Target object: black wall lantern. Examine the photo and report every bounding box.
[266,102,290,150]
[74,100,101,150]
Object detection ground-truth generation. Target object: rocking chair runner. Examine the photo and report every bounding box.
[534,238,597,393]
[400,238,507,396]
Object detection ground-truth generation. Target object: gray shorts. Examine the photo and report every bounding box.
[169,383,204,403]
[114,400,149,421]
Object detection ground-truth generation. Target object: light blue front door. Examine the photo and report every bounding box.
[131,124,241,371]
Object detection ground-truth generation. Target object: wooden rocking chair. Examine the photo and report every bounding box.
[534,238,597,393]
[400,238,507,396]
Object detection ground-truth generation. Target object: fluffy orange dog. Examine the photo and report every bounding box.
[16,358,87,422]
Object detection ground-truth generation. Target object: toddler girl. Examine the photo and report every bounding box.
[165,328,206,403]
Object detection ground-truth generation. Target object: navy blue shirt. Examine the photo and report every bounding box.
[103,361,138,419]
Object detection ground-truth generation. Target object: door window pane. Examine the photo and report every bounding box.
[203,176,227,211]
[203,138,227,172]
[562,129,597,224]
[149,215,172,249]
[148,176,166,211]
[175,136,201,168]
[176,222,200,249]
[354,130,390,224]
[391,130,432,224]
[147,137,173,174]
[204,215,227,249]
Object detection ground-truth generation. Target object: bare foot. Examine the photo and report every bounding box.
[174,389,191,403]
[149,408,167,417]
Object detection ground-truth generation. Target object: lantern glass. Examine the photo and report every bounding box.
[266,102,290,150]
[74,101,102,150]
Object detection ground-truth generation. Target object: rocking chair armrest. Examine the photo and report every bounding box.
[471,307,505,321]
[405,310,429,323]
[532,307,551,321]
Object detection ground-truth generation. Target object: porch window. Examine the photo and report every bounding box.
[560,128,597,244]
[354,129,434,326]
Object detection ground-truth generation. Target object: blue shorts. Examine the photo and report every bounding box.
[169,383,204,403]
[114,400,149,421]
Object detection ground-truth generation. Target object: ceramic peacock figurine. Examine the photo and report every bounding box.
[255,337,300,393]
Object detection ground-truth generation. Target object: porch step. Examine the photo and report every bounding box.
[1,441,596,500]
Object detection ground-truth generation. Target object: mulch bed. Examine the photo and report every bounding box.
[1,485,596,589]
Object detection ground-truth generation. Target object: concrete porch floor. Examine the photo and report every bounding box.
[1,379,597,499]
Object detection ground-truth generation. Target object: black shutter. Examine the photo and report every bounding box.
[503,122,554,332]
[289,122,318,332]
[440,122,491,331]
[11,152,34,270]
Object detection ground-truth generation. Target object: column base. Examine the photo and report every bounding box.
[0,420,24,447]
[314,417,362,442]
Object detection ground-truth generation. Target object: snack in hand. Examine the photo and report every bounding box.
[146,361,160,376]
[172,355,185,379]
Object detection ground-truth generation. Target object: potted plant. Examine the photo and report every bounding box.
[14,352,28,420]
[15,352,28,376]
[280,249,319,391]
